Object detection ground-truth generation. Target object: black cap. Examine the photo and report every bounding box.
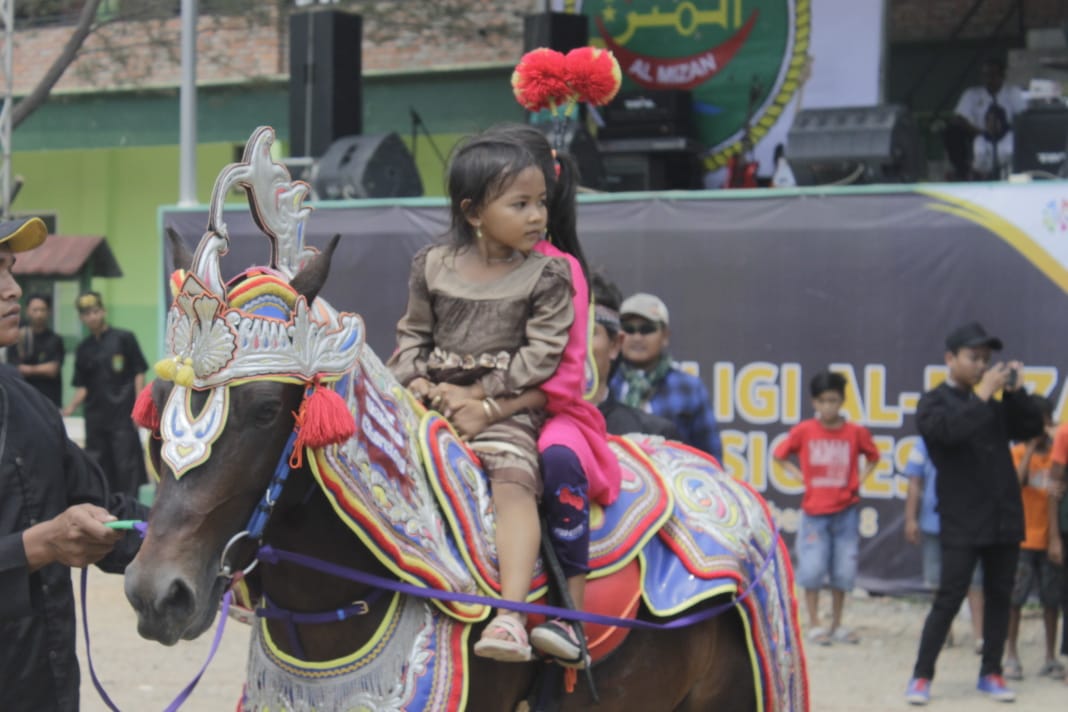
[945,321,1003,352]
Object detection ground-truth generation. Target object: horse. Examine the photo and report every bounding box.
[123,127,806,712]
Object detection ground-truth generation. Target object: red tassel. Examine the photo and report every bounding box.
[132,383,161,431]
[295,381,355,450]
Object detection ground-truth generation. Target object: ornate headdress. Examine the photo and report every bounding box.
[136,127,360,477]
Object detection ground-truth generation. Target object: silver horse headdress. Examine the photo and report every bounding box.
[157,126,364,389]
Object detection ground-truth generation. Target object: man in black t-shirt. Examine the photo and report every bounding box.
[63,291,148,498]
[5,293,64,407]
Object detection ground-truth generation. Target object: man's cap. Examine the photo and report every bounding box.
[76,291,104,313]
[945,321,1003,352]
[0,217,47,253]
[620,292,669,325]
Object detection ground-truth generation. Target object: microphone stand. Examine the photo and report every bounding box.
[409,107,447,170]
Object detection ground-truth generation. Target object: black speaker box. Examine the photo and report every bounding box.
[1012,104,1068,174]
[786,105,925,185]
[289,10,362,159]
[523,12,588,53]
[312,133,423,200]
[600,90,695,139]
[598,137,704,191]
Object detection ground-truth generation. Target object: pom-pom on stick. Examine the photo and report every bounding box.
[564,47,622,106]
[512,48,572,113]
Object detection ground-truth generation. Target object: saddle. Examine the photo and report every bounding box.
[301,357,804,708]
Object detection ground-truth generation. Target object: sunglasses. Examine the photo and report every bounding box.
[621,322,660,335]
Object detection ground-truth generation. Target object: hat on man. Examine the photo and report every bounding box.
[945,321,1003,352]
[76,291,104,313]
[620,292,670,326]
[0,217,47,253]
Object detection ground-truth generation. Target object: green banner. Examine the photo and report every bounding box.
[584,0,810,169]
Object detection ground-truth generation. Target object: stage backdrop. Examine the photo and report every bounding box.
[577,0,885,180]
[161,181,1068,593]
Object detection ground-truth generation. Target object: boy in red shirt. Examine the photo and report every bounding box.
[774,370,880,646]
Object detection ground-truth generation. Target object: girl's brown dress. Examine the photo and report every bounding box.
[388,244,574,495]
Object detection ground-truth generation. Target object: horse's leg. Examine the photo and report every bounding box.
[672,611,758,712]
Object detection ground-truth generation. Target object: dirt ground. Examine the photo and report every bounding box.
[77,574,1066,711]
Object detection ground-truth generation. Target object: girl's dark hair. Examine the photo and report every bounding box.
[446,134,541,248]
[810,370,847,398]
[590,270,622,313]
[479,123,589,279]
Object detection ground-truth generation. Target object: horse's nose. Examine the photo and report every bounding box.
[158,577,196,620]
[125,563,198,645]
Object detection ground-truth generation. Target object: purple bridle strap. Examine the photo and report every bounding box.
[257,533,781,630]
[80,567,233,712]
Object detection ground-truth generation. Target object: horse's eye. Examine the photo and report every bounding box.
[254,401,283,428]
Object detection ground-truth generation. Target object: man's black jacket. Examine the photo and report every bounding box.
[0,364,144,711]
[917,382,1044,548]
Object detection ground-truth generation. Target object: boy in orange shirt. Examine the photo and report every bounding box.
[1003,395,1063,680]
[773,370,880,646]
[1049,409,1068,683]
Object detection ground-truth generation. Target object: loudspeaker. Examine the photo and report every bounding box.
[311,133,423,200]
[598,137,704,191]
[600,90,695,139]
[523,12,588,53]
[1012,104,1068,173]
[536,119,607,191]
[786,105,925,185]
[289,10,362,159]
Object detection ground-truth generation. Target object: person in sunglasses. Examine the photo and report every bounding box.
[608,292,722,461]
[589,275,678,441]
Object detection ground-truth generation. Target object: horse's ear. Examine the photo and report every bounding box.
[165,226,194,272]
[290,234,340,305]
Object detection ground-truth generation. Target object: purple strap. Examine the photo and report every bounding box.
[258,588,385,625]
[81,568,233,712]
[258,535,781,631]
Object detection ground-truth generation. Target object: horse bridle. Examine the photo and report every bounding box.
[217,428,300,580]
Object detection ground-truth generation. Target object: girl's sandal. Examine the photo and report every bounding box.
[531,618,589,669]
[473,614,532,663]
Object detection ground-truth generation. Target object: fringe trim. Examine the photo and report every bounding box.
[243,595,435,712]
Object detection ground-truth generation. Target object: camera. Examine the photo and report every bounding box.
[1005,368,1018,389]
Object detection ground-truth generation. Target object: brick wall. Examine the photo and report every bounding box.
[10,1,1065,96]
[888,0,1066,43]
[11,1,538,95]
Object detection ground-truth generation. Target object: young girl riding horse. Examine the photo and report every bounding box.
[388,133,574,664]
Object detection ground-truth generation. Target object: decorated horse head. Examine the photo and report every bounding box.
[125,127,807,711]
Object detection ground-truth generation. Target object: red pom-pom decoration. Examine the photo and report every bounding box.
[294,380,355,450]
[511,48,572,112]
[564,47,622,106]
[132,383,161,431]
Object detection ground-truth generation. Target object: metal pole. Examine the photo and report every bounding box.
[178,0,198,206]
[0,0,13,219]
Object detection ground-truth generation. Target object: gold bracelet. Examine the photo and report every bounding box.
[484,397,503,420]
[481,399,495,422]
